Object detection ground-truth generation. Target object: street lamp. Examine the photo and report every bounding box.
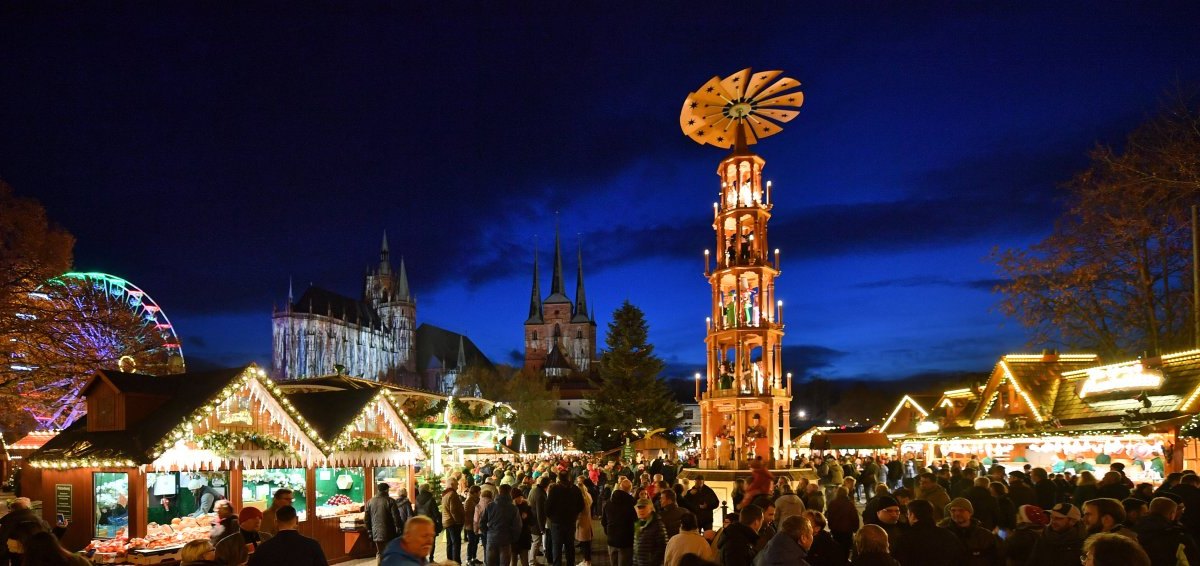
[797,410,806,419]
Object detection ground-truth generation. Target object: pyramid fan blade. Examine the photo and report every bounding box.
[752,108,800,123]
[693,76,736,106]
[755,91,805,110]
[752,77,802,102]
[747,118,782,141]
[720,68,753,100]
[743,70,783,99]
[680,94,706,132]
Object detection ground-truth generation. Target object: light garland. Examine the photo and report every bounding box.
[880,395,929,433]
[1000,361,1044,422]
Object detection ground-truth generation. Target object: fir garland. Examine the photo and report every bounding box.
[408,400,448,422]
[337,436,401,452]
[451,399,510,423]
[195,431,295,458]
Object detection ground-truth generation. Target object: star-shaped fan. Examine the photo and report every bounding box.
[680,68,804,149]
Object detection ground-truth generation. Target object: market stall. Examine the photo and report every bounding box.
[886,351,1200,479]
[23,364,426,564]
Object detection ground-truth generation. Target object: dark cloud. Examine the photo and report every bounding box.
[854,276,1007,291]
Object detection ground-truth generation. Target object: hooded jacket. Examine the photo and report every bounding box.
[480,493,523,547]
[717,522,760,566]
[754,530,811,566]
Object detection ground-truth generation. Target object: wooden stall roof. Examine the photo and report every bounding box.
[1051,350,1200,424]
[973,353,1100,423]
[287,389,381,441]
[810,432,892,450]
[32,367,246,465]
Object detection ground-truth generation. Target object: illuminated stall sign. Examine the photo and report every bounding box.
[1079,363,1164,398]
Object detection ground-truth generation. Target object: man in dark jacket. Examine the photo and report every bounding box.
[1006,472,1038,510]
[755,515,813,566]
[683,475,720,532]
[545,473,583,566]
[941,498,1002,566]
[365,483,403,558]
[1171,473,1200,538]
[480,484,523,566]
[1027,503,1086,566]
[414,484,440,562]
[962,477,999,531]
[0,497,50,566]
[1030,469,1058,511]
[248,506,328,566]
[529,475,550,565]
[657,489,693,538]
[603,478,637,566]
[1135,497,1200,566]
[633,498,667,566]
[893,499,964,566]
[717,504,764,566]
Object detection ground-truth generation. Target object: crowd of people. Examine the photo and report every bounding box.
[0,490,328,566]
[4,451,1200,566]
[371,453,1200,566]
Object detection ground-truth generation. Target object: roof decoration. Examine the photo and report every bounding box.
[680,68,804,150]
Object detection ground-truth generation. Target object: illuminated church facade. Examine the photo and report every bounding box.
[272,234,491,391]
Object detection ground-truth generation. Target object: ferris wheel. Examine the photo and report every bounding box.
[14,272,186,429]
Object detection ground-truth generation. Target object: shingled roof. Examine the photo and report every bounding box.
[973,354,1100,423]
[1050,350,1200,425]
[33,366,249,465]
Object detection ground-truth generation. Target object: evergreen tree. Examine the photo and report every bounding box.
[576,301,682,451]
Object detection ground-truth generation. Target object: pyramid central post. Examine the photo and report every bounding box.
[697,141,792,470]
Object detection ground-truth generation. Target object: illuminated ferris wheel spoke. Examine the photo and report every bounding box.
[17,272,186,430]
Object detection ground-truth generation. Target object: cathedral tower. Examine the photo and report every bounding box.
[364,232,416,373]
[523,227,596,376]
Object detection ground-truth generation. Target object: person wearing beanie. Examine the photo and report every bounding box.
[940,496,1001,566]
[1028,503,1086,566]
[215,506,272,566]
[1006,504,1048,566]
[868,494,905,552]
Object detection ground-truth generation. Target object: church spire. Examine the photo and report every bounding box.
[544,220,571,304]
[525,245,544,323]
[397,256,411,302]
[379,231,392,275]
[456,336,467,370]
[572,239,590,322]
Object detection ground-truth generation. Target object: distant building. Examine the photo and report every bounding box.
[523,228,598,423]
[272,234,492,392]
[524,230,597,374]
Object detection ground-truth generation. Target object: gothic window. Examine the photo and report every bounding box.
[532,331,539,341]
[576,330,583,339]
[554,324,561,338]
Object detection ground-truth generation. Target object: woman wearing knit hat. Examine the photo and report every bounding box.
[1005,505,1048,565]
[215,506,272,566]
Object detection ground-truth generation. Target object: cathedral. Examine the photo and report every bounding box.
[272,234,492,392]
[524,230,597,375]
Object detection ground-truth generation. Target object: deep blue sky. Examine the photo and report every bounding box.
[3,3,1199,381]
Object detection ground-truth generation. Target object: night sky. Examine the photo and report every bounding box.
[3,4,1199,382]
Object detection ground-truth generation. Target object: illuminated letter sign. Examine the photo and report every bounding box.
[1079,363,1164,398]
[974,419,1005,430]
